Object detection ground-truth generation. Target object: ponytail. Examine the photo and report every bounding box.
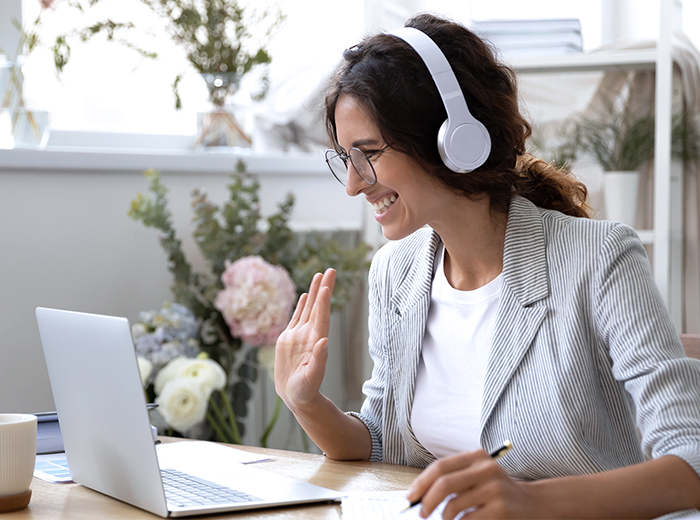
[515,153,592,218]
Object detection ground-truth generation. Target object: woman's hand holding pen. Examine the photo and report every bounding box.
[406,447,540,520]
[274,268,336,411]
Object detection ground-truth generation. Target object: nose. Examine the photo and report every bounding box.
[345,162,367,197]
[345,161,369,197]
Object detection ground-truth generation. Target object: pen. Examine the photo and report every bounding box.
[402,440,513,513]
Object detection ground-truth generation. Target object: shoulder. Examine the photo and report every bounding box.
[537,204,642,256]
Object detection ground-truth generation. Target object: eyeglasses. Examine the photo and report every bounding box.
[325,146,388,186]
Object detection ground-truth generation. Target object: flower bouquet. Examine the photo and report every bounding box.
[129,164,370,445]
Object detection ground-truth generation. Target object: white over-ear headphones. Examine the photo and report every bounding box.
[390,27,491,173]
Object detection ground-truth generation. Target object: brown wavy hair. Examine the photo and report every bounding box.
[324,13,591,218]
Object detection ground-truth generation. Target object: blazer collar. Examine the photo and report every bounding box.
[389,229,441,317]
[501,196,550,307]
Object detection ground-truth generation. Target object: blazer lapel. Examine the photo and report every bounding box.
[387,230,440,464]
[480,197,550,431]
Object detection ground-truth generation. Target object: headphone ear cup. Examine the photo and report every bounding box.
[437,119,491,173]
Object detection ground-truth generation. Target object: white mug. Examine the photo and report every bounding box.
[0,414,37,497]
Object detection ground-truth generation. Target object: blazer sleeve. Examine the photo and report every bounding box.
[595,223,700,478]
[346,246,389,462]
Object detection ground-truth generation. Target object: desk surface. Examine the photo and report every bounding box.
[7,443,421,519]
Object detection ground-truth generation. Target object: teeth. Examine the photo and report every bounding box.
[372,195,397,214]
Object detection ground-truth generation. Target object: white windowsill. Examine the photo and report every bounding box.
[0,130,327,175]
[0,146,327,176]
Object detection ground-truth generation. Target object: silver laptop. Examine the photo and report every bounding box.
[35,307,343,517]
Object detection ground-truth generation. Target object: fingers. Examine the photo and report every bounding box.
[299,268,337,327]
[407,451,492,518]
[287,293,308,329]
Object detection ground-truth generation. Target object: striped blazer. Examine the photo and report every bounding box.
[349,196,700,484]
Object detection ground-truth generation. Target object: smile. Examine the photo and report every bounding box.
[372,195,397,214]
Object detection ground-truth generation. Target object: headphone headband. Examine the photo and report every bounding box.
[389,27,491,173]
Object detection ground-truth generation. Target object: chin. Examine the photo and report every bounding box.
[380,226,416,241]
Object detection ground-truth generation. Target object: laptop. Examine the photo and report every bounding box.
[35,307,343,517]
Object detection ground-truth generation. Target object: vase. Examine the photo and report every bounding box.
[195,72,251,149]
[603,170,640,227]
[1,56,50,149]
[0,108,50,149]
[196,107,252,149]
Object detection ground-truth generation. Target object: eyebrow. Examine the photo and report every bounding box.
[352,138,382,148]
[336,138,384,153]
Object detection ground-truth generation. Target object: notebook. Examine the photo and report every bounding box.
[35,307,343,518]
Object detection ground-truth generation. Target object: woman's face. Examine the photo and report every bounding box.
[335,94,446,241]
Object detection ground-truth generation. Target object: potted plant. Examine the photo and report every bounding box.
[576,82,656,227]
[140,0,284,148]
[577,84,700,227]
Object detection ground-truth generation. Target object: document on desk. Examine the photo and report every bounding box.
[34,453,72,483]
[341,490,447,519]
[156,441,272,466]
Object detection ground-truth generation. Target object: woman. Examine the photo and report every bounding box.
[274,13,700,519]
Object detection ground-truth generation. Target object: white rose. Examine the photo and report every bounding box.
[155,377,209,432]
[154,356,226,395]
[137,356,153,386]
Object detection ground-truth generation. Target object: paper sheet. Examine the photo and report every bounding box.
[341,491,447,519]
[156,441,272,466]
[34,453,72,483]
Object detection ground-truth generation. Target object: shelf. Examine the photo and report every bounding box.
[637,230,654,244]
[509,48,657,74]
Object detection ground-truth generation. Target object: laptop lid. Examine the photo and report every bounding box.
[36,307,169,517]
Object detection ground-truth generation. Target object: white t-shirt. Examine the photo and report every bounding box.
[410,245,502,458]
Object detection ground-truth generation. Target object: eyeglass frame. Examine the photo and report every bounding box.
[324,145,389,186]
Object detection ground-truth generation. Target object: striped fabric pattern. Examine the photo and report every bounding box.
[348,196,700,487]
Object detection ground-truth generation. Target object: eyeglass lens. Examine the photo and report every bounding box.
[325,148,376,186]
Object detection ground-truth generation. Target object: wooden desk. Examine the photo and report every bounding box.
[6,444,421,519]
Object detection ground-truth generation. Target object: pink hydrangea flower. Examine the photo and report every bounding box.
[214,256,296,346]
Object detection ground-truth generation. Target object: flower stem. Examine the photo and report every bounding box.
[206,411,231,444]
[220,389,243,444]
[259,395,281,448]
[208,393,241,444]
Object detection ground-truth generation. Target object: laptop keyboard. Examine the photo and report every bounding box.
[161,468,261,509]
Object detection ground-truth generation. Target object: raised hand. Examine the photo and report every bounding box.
[275,268,337,412]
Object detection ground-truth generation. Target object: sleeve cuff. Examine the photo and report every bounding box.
[346,411,383,462]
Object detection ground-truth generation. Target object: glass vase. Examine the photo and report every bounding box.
[196,72,251,149]
[1,57,50,149]
[196,107,252,149]
[0,108,50,149]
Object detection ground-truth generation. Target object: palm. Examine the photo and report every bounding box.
[275,269,336,409]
